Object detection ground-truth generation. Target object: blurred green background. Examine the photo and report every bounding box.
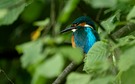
[0,0,135,84]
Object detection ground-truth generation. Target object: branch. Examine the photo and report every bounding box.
[0,68,14,84]
[53,22,135,84]
[111,22,135,39]
[53,61,83,84]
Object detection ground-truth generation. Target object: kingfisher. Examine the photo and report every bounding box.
[61,16,100,54]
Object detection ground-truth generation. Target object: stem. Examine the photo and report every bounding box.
[53,22,135,84]
[0,68,14,84]
[53,61,83,84]
[111,23,135,39]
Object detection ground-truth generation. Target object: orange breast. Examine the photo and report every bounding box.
[71,35,76,48]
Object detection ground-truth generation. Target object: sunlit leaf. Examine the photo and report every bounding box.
[119,0,133,2]
[36,54,64,78]
[118,43,135,71]
[31,28,42,41]
[0,9,7,19]
[101,13,119,34]
[84,0,117,8]
[31,74,46,84]
[121,66,135,84]
[66,72,91,84]
[89,76,114,84]
[127,5,135,20]
[112,35,135,50]
[60,47,83,64]
[84,41,110,73]
[0,0,26,25]
[42,36,64,45]
[34,18,50,27]
[58,0,80,23]
[16,40,44,68]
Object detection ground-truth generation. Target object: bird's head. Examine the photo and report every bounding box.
[61,16,95,33]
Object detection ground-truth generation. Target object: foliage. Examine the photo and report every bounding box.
[0,0,135,84]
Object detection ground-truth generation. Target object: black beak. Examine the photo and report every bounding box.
[61,27,76,33]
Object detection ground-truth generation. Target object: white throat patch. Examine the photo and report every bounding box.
[72,29,77,32]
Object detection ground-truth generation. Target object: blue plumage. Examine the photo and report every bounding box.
[73,27,99,53]
[61,16,99,54]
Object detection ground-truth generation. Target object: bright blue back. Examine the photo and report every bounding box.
[73,27,99,53]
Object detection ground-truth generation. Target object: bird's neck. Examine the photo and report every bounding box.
[73,28,97,53]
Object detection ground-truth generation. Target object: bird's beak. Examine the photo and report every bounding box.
[61,27,76,33]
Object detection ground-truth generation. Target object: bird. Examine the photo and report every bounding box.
[53,16,100,84]
[61,16,100,54]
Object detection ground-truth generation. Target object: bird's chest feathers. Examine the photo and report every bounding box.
[73,28,96,53]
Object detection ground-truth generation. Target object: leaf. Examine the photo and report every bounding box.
[60,47,83,64]
[0,9,8,19]
[31,74,46,84]
[33,18,50,27]
[118,43,135,71]
[0,0,25,25]
[127,5,135,20]
[112,35,135,50]
[35,54,64,78]
[66,72,91,84]
[121,66,135,84]
[21,1,44,22]
[16,40,44,68]
[83,41,110,73]
[89,76,114,84]
[84,0,117,8]
[58,0,80,23]
[101,14,119,34]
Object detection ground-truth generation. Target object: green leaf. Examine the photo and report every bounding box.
[0,0,25,25]
[66,72,91,84]
[33,18,50,27]
[60,47,83,64]
[127,5,135,20]
[121,66,135,84]
[21,1,44,22]
[0,9,8,19]
[119,0,132,2]
[31,74,46,84]
[54,0,80,34]
[118,43,135,71]
[58,0,80,23]
[35,54,64,78]
[112,35,135,50]
[84,41,110,73]
[42,36,64,45]
[101,14,119,34]
[89,76,114,84]
[16,40,44,68]
[84,0,117,8]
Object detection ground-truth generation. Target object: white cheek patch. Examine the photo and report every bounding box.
[72,29,77,32]
[84,24,94,29]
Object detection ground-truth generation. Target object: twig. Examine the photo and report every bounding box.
[53,22,135,84]
[50,0,56,35]
[111,22,135,39]
[96,8,103,22]
[53,61,83,84]
[41,0,55,36]
[0,68,14,84]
